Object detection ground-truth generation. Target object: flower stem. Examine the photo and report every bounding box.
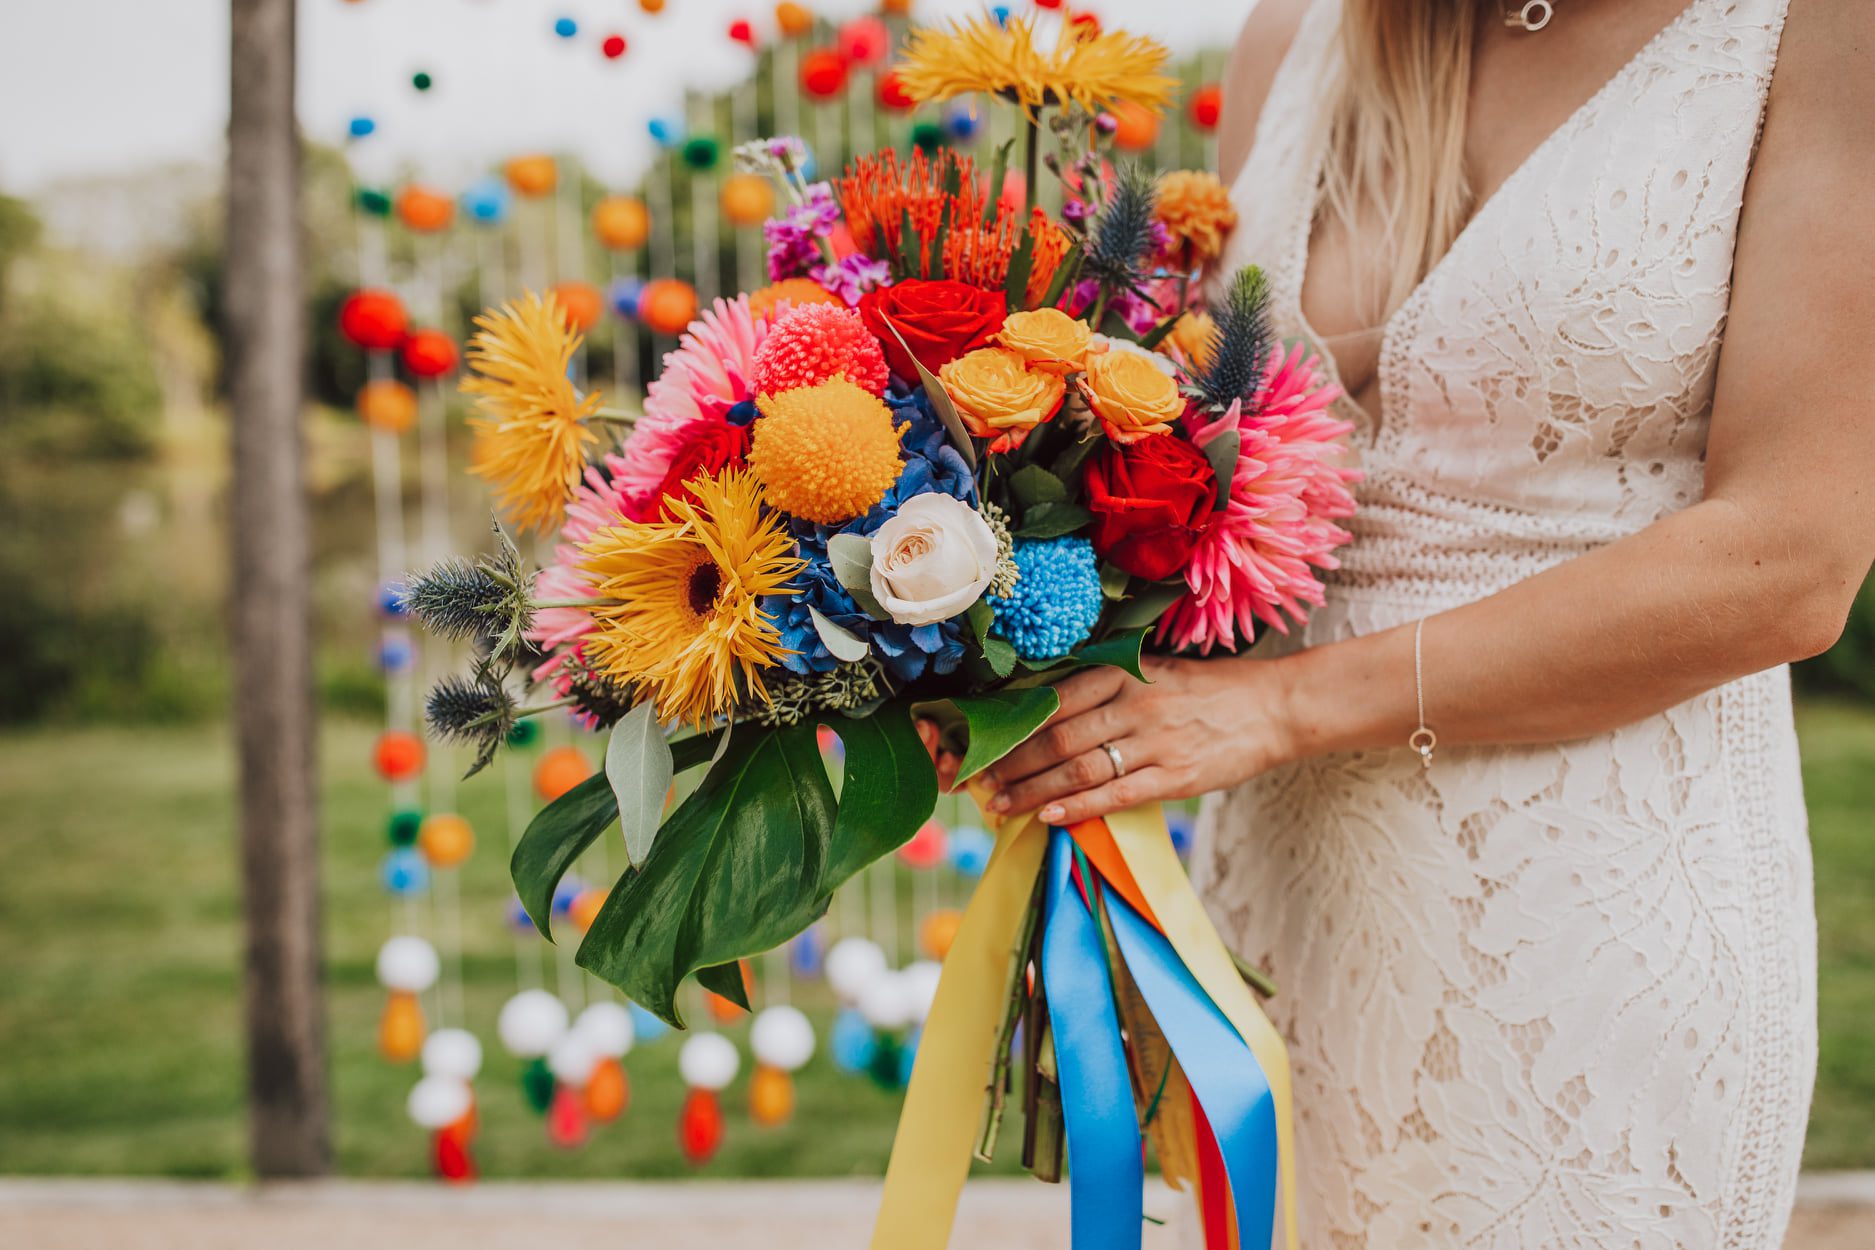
[1023,111,1043,211]
[588,409,640,428]
[515,697,576,720]
[530,597,615,610]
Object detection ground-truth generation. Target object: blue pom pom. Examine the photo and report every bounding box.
[647,117,683,148]
[376,637,413,675]
[381,849,429,896]
[460,176,512,226]
[609,275,645,319]
[1167,808,1196,857]
[830,1008,876,1074]
[630,1003,670,1044]
[991,5,1013,28]
[348,116,376,139]
[946,826,993,877]
[789,923,826,979]
[551,875,585,916]
[944,103,983,143]
[505,895,535,934]
[899,1027,921,1085]
[553,16,578,38]
[377,581,408,618]
[989,537,1104,661]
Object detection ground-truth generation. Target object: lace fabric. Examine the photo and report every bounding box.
[1196,1,1817,1246]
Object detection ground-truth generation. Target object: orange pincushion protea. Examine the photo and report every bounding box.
[836,149,986,278]
[945,207,1071,310]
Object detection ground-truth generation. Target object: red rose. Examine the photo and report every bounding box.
[1084,435,1218,581]
[653,419,752,519]
[858,279,1006,381]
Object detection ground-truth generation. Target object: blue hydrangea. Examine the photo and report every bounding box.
[763,388,978,682]
[990,537,1103,661]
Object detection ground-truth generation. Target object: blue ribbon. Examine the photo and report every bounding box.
[1107,889,1279,1250]
[1041,827,1144,1249]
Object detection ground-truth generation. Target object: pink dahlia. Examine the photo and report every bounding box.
[752,301,891,397]
[1158,343,1360,654]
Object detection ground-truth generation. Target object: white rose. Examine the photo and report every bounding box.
[868,494,999,626]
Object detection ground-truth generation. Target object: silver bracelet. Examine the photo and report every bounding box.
[1409,618,1437,768]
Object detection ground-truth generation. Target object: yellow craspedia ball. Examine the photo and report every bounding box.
[720,173,776,228]
[418,813,475,868]
[749,377,906,524]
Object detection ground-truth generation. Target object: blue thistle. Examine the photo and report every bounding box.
[1189,265,1274,412]
[989,537,1104,662]
[1084,164,1159,293]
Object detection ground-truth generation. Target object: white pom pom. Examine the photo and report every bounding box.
[859,970,916,1032]
[547,1031,601,1086]
[825,936,887,1003]
[678,1032,741,1090]
[406,1074,472,1129]
[750,1005,816,1072]
[496,989,568,1058]
[375,935,440,992]
[573,1001,635,1059]
[420,1027,483,1080]
[901,960,943,1024]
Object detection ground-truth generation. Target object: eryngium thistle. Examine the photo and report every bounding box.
[1188,265,1274,412]
[425,663,518,778]
[561,655,639,730]
[402,523,535,661]
[1084,164,1159,293]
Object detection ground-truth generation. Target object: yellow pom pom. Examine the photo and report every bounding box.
[749,377,905,524]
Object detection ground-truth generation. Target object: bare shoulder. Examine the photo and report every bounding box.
[1754,0,1873,172]
[1218,0,1316,185]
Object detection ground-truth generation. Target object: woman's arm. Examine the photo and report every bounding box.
[981,0,1875,825]
[1217,0,1312,188]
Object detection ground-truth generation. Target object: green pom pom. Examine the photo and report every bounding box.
[867,1033,905,1090]
[355,187,393,217]
[387,808,424,847]
[680,135,721,172]
[506,718,541,748]
[521,1056,555,1114]
[910,122,948,154]
[411,71,433,92]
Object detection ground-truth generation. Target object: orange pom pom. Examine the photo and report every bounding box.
[395,184,455,233]
[1108,100,1160,153]
[720,173,776,228]
[775,2,813,38]
[551,280,604,331]
[401,328,457,379]
[374,730,426,781]
[533,745,593,802]
[418,813,474,868]
[920,908,963,960]
[638,0,665,12]
[592,195,651,251]
[378,989,425,1062]
[584,1056,630,1122]
[747,277,841,320]
[637,278,699,337]
[749,1064,794,1127]
[801,48,848,99]
[356,379,417,433]
[569,886,608,933]
[504,154,558,198]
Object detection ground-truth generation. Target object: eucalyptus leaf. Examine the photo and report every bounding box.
[1201,428,1241,511]
[827,532,890,618]
[606,702,674,869]
[1099,562,1131,601]
[809,604,871,663]
[948,686,1062,782]
[1013,500,1094,540]
[878,317,978,471]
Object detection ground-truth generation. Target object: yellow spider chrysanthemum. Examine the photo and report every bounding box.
[748,377,906,524]
[578,469,804,729]
[894,15,1175,117]
[462,290,602,533]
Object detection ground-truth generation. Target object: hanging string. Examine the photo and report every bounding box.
[688,94,721,302]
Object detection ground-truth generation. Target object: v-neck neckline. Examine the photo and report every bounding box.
[1288,0,1709,431]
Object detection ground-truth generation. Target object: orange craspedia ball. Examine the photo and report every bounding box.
[418,813,475,868]
[356,379,418,433]
[749,1064,794,1127]
[920,908,963,960]
[592,195,651,251]
[504,154,558,197]
[379,989,425,1062]
[801,48,848,99]
[1189,82,1224,132]
[569,886,608,933]
[533,745,594,801]
[1108,100,1160,153]
[551,280,605,331]
[637,278,699,337]
[339,288,408,351]
[374,730,426,781]
[775,2,813,38]
[719,173,776,228]
[584,1056,629,1122]
[401,328,458,379]
[395,184,455,233]
[746,277,840,320]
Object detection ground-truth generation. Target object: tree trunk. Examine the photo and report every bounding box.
[226,0,329,1178]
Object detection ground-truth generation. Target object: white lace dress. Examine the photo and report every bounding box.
[1196,1,1817,1246]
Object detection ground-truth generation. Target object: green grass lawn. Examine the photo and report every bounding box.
[1,703,1870,1178]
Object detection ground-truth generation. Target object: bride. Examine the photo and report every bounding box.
[966,0,1871,1245]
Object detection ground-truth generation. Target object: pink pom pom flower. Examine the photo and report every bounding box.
[752,302,891,397]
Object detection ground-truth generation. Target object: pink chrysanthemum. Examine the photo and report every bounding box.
[1158,343,1360,654]
[751,302,891,397]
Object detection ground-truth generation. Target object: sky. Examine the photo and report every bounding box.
[0,0,1254,197]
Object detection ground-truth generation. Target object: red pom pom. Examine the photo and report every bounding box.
[601,33,628,59]
[373,730,425,782]
[753,303,891,397]
[727,18,756,46]
[801,49,848,100]
[1189,83,1223,132]
[877,70,916,112]
[1034,0,1063,8]
[679,1088,725,1165]
[838,17,889,66]
[896,819,948,870]
[401,328,457,379]
[339,289,408,352]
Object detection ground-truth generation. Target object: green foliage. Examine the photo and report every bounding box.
[944,685,1062,782]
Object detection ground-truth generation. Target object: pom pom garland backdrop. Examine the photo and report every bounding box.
[373,730,425,780]
[400,329,457,379]
[775,3,813,38]
[720,173,775,227]
[800,49,848,100]
[550,280,604,332]
[532,745,593,802]
[421,1028,484,1081]
[376,935,441,991]
[394,185,454,233]
[408,1075,474,1129]
[1189,82,1224,131]
[498,989,569,1058]
[339,289,408,351]
[417,813,474,867]
[602,33,629,60]
[592,195,651,251]
[503,155,558,198]
[356,380,417,433]
[574,1001,635,1058]
[825,937,888,1004]
[636,279,699,337]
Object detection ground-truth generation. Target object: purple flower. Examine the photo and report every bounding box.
[813,254,892,305]
[1062,197,1093,226]
[763,182,842,281]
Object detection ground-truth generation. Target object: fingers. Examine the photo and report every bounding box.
[1052,666,1130,720]
[986,701,1123,791]
[936,750,961,794]
[991,739,1135,817]
[915,717,940,758]
[1036,766,1170,827]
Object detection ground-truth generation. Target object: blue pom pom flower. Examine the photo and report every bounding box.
[990,537,1103,661]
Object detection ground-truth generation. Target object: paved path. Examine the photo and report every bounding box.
[3,1176,1871,1249]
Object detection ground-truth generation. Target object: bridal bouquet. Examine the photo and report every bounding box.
[405,15,1353,1250]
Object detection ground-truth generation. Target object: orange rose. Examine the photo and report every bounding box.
[993,308,1093,375]
[938,347,1066,452]
[1082,342,1185,443]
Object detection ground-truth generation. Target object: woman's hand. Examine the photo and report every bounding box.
[977,653,1299,826]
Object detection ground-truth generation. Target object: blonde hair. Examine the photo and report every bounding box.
[1319,0,1480,320]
